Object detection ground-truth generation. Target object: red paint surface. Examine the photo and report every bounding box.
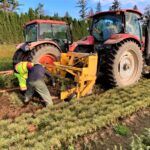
[69,36,95,52]
[29,41,60,50]
[77,36,95,45]
[26,19,67,26]
[89,9,142,18]
[104,33,141,46]
[69,42,78,52]
[17,41,60,51]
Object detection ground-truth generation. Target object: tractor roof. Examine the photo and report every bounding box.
[90,9,142,18]
[26,19,67,26]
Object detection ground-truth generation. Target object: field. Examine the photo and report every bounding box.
[0,45,150,149]
[0,44,16,70]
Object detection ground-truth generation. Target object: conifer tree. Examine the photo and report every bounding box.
[28,8,36,20]
[144,5,150,17]
[96,0,101,12]
[109,0,121,11]
[0,0,10,11]
[77,0,88,19]
[88,8,94,16]
[133,5,138,10]
[35,3,44,18]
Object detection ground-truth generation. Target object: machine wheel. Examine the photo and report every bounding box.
[29,44,61,66]
[103,40,143,87]
[13,49,29,67]
[13,44,61,67]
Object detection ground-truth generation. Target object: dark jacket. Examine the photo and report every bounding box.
[28,64,54,84]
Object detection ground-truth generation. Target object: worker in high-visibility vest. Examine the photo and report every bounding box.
[14,62,33,91]
[14,62,54,106]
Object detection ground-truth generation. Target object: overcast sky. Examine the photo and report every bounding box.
[18,0,150,18]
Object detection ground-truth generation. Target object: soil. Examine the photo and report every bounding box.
[0,83,62,120]
[0,77,77,120]
[0,95,43,120]
[75,107,150,150]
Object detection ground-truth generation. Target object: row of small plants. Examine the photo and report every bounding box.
[0,79,149,149]
[78,126,150,150]
[131,128,150,150]
[0,75,18,88]
[110,128,150,150]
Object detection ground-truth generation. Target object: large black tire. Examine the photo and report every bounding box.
[13,44,61,67]
[102,40,143,87]
[13,49,30,67]
[29,44,60,64]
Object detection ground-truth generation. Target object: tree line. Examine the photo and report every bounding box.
[0,0,150,44]
[0,9,89,43]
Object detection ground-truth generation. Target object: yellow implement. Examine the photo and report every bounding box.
[47,52,98,100]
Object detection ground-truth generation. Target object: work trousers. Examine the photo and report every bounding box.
[25,79,53,106]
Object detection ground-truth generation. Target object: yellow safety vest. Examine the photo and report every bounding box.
[14,62,33,91]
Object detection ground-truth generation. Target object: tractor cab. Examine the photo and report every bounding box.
[25,20,72,52]
[90,9,143,43]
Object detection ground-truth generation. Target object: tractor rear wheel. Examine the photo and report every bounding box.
[13,44,61,67]
[103,40,143,87]
[29,44,60,65]
[13,49,29,67]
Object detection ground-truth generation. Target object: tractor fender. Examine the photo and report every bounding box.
[69,36,94,52]
[16,41,61,52]
[16,42,25,50]
[104,34,142,48]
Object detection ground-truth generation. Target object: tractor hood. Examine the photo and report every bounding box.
[69,36,94,51]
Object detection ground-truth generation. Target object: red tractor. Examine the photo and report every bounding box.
[72,9,150,87]
[13,9,150,88]
[13,19,73,66]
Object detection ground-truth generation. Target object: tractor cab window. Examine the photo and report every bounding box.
[126,12,142,40]
[52,25,67,40]
[39,24,53,40]
[39,24,69,42]
[25,24,37,42]
[92,14,122,41]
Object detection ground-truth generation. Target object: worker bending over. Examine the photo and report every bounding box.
[14,62,54,106]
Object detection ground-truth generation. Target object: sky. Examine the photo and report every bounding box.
[18,0,150,18]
